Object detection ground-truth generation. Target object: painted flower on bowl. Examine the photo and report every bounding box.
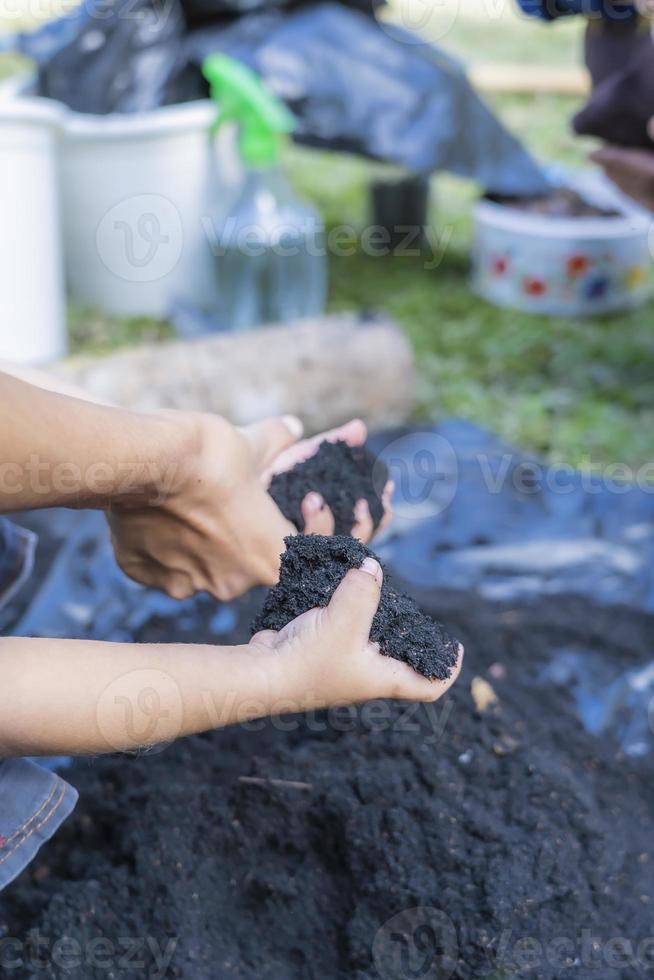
[625,265,646,290]
[566,254,590,277]
[584,274,610,300]
[491,256,509,276]
[523,276,547,297]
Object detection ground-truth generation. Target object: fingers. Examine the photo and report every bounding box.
[322,418,367,448]
[351,478,393,542]
[385,642,464,703]
[380,480,394,531]
[301,492,336,535]
[327,558,382,646]
[249,629,279,651]
[293,419,367,461]
[351,499,374,543]
[245,415,304,470]
[263,418,368,481]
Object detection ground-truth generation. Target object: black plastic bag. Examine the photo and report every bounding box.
[184,3,549,193]
[38,0,191,114]
[180,0,382,29]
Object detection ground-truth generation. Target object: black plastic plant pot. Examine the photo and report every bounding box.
[369,174,430,252]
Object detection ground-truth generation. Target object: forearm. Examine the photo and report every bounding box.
[0,637,277,756]
[0,371,194,512]
[0,360,108,403]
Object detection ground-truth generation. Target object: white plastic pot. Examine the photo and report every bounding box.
[0,98,67,364]
[60,101,242,318]
[7,76,242,319]
[471,173,653,317]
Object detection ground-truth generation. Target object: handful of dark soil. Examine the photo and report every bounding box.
[252,534,460,681]
[268,440,386,536]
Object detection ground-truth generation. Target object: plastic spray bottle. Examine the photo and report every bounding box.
[202,54,327,332]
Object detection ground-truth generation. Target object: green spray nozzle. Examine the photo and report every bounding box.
[202,54,296,167]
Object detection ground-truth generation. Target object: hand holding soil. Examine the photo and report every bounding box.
[264,424,393,540]
[268,437,392,538]
[108,413,388,602]
[250,549,462,710]
[254,535,463,681]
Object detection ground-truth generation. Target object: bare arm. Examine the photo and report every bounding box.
[0,360,105,402]
[0,370,391,599]
[0,370,188,512]
[0,636,272,756]
[0,565,462,757]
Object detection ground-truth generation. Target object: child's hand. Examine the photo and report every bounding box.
[260,417,394,542]
[250,557,463,711]
[107,412,392,602]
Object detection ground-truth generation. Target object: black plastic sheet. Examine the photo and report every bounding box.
[183,4,550,192]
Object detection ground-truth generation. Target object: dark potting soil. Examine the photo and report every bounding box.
[1,590,653,980]
[252,534,460,681]
[268,440,386,536]
[485,187,620,218]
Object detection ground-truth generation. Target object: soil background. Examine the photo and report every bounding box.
[1,583,653,980]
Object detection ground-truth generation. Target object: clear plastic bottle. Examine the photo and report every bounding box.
[202,55,327,332]
[207,167,326,332]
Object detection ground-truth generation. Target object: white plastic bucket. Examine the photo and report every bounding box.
[0,98,67,364]
[8,76,242,318]
[60,101,242,317]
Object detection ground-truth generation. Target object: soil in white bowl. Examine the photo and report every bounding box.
[485,187,621,219]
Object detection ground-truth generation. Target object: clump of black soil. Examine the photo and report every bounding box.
[486,187,620,218]
[253,534,459,681]
[2,591,653,980]
[268,440,386,536]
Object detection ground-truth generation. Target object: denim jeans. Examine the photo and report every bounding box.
[0,760,78,890]
[0,518,78,891]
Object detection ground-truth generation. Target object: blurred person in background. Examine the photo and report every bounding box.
[518,0,654,208]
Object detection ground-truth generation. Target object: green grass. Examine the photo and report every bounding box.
[68,307,173,355]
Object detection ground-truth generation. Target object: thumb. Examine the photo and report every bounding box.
[243,415,304,469]
[326,557,383,647]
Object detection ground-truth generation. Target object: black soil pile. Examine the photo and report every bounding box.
[268,440,386,536]
[486,187,620,218]
[1,591,653,980]
[252,534,460,681]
